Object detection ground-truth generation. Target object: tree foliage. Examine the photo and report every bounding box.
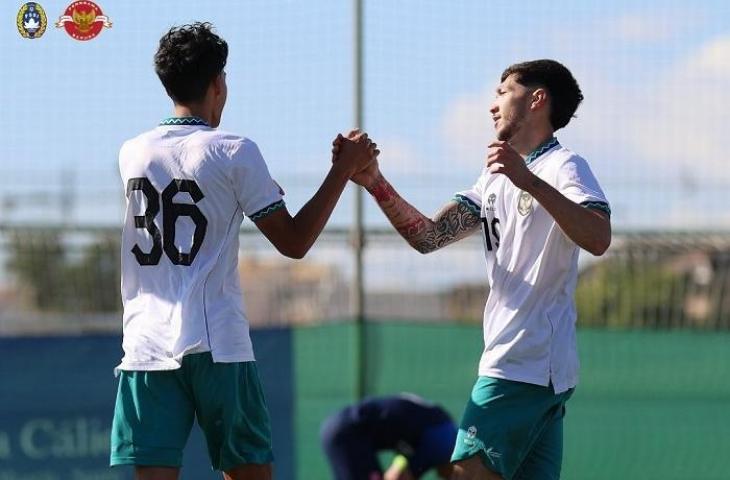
[6,231,121,312]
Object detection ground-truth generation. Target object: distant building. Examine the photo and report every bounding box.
[577,233,730,329]
[239,256,349,326]
[365,283,487,323]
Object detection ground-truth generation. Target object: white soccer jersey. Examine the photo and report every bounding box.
[455,138,610,394]
[116,117,284,372]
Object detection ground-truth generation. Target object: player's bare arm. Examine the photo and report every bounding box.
[254,135,377,259]
[487,141,611,256]
[345,157,480,253]
[332,131,480,253]
[369,173,480,253]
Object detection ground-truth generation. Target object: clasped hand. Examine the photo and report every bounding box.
[331,129,381,188]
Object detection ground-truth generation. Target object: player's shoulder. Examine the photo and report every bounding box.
[121,127,158,145]
[189,129,262,159]
[186,128,243,148]
[192,127,246,144]
[119,128,160,157]
[548,143,592,171]
[473,165,491,186]
[119,127,264,168]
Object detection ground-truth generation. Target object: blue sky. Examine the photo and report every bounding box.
[2,0,730,230]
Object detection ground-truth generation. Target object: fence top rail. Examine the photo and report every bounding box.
[3,223,730,237]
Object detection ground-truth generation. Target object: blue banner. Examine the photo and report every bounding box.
[0,331,293,479]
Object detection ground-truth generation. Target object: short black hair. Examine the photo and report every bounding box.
[501,59,583,131]
[154,22,228,104]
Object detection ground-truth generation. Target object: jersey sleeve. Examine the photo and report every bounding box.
[556,156,611,217]
[232,139,285,221]
[453,168,487,217]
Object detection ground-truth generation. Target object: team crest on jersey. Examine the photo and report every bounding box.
[486,193,497,212]
[17,3,47,39]
[55,1,111,41]
[517,191,533,216]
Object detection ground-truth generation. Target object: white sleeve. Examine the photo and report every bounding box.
[556,156,611,217]
[231,139,285,220]
[453,168,487,216]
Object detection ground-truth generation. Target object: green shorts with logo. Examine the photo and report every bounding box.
[110,353,273,471]
[451,376,574,480]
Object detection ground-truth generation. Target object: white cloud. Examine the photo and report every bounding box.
[438,35,730,227]
[569,36,730,225]
[440,91,491,166]
[683,35,730,77]
[442,35,730,169]
[375,137,421,175]
[609,12,700,43]
[630,35,730,175]
[614,15,665,42]
[549,9,705,49]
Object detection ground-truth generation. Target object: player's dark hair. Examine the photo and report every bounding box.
[154,22,228,104]
[501,59,583,131]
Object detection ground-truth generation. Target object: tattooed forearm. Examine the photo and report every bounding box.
[368,174,398,202]
[397,217,427,239]
[367,175,480,253]
[415,202,481,253]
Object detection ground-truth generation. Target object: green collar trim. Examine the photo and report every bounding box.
[159,116,209,127]
[525,137,559,165]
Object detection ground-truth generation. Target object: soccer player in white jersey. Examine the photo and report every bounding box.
[340,60,611,479]
[110,23,377,480]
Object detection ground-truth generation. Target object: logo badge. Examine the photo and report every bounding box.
[17,2,47,39]
[55,1,111,41]
[517,191,533,216]
[487,193,497,212]
[486,447,503,460]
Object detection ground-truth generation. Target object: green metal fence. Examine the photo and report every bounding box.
[294,323,730,480]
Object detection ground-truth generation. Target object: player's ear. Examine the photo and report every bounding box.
[212,72,225,97]
[530,88,548,111]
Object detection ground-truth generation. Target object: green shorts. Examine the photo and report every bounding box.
[451,376,574,480]
[110,353,273,471]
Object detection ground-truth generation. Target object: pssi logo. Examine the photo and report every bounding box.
[17,2,47,39]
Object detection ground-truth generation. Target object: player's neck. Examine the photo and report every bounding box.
[510,125,554,158]
[173,104,212,126]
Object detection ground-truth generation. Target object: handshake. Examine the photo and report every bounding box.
[331,129,381,189]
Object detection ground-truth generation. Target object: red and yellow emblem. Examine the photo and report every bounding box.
[55,1,111,41]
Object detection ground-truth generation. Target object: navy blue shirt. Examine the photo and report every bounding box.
[328,394,455,476]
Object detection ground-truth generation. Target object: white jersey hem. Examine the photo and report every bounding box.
[477,368,576,394]
[114,352,255,376]
[114,361,182,376]
[210,352,255,363]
